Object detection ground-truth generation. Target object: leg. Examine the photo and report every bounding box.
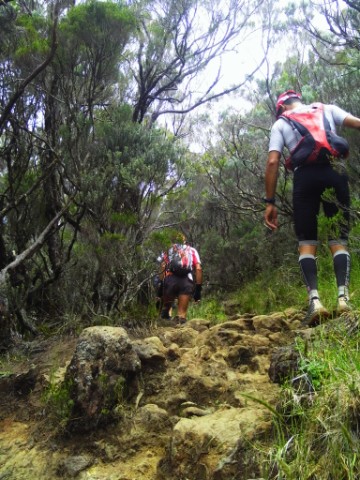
[293,169,322,303]
[161,276,177,320]
[160,300,173,319]
[329,243,351,312]
[298,244,319,300]
[172,276,195,324]
[293,168,329,324]
[330,243,350,296]
[323,169,351,312]
[177,294,191,321]
[298,243,330,325]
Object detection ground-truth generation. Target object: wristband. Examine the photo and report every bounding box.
[262,197,275,204]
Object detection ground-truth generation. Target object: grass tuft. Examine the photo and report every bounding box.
[261,320,360,480]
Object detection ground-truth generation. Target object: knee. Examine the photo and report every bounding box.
[329,240,348,256]
[298,241,318,256]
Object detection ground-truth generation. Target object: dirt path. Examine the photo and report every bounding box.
[0,310,303,479]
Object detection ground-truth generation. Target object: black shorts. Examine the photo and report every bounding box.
[293,163,350,244]
[163,274,194,298]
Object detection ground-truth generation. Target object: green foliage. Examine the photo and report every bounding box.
[187,295,227,324]
[56,0,136,104]
[262,323,360,479]
[3,10,51,73]
[98,372,127,420]
[110,211,137,227]
[298,357,329,391]
[227,259,305,315]
[100,232,126,243]
[147,229,187,253]
[60,0,136,45]
[42,378,74,429]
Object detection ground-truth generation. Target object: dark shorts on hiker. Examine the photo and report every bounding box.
[163,274,194,298]
[293,163,350,245]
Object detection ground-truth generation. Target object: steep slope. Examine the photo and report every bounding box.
[0,309,306,479]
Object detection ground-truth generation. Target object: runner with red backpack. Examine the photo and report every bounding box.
[158,232,202,325]
[264,90,360,325]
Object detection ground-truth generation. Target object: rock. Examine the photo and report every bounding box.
[158,407,271,480]
[163,391,189,412]
[132,404,171,433]
[166,342,181,360]
[215,327,244,345]
[0,367,38,397]
[268,345,300,384]
[132,336,168,368]
[185,318,211,332]
[181,406,212,417]
[226,345,254,368]
[64,326,141,431]
[219,318,255,331]
[160,327,198,348]
[57,454,94,477]
[252,314,291,333]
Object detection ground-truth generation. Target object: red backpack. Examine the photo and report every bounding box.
[280,102,349,170]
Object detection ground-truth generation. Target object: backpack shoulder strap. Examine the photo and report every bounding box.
[313,102,333,131]
[280,110,305,135]
[280,103,325,135]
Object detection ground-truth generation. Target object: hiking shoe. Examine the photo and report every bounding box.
[304,298,330,327]
[336,296,352,315]
[174,315,186,325]
[160,308,171,320]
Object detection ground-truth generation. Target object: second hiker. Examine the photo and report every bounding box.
[158,232,202,325]
[264,89,360,325]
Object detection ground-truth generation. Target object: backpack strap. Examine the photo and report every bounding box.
[280,103,323,134]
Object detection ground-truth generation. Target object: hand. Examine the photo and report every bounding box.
[193,284,202,302]
[264,204,278,230]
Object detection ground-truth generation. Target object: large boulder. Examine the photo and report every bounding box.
[65,326,141,431]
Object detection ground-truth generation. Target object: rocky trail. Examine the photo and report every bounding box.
[0,307,309,480]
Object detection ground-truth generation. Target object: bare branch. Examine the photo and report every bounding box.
[0,198,74,286]
[130,0,267,122]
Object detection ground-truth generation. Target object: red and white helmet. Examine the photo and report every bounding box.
[276,90,302,118]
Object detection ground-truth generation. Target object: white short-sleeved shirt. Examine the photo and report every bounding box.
[268,104,349,153]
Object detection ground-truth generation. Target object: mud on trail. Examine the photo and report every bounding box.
[0,310,304,480]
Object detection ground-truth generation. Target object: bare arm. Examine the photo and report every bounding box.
[265,150,281,198]
[343,114,360,130]
[159,261,166,280]
[264,150,281,230]
[195,263,202,285]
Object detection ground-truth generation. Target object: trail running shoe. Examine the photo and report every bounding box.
[336,296,352,315]
[174,315,186,325]
[160,308,171,320]
[304,298,330,327]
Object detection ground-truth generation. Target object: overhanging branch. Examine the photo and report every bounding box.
[0,198,74,286]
